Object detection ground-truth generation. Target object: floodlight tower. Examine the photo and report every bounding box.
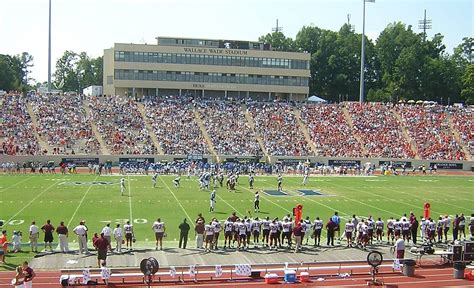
[359,0,375,103]
[418,9,432,42]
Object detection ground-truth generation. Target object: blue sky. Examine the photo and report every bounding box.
[0,0,472,83]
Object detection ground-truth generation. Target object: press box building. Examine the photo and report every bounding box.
[103,37,310,100]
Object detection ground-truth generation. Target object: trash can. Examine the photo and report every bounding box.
[402,259,416,277]
[453,262,466,279]
[284,270,296,283]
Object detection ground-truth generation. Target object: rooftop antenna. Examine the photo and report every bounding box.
[418,9,432,42]
[272,19,283,33]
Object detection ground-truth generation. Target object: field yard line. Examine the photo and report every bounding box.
[298,196,351,217]
[159,177,195,228]
[239,185,291,214]
[4,176,66,226]
[127,175,133,222]
[191,179,245,216]
[66,175,99,227]
[0,176,33,194]
[328,181,444,215]
[322,182,399,216]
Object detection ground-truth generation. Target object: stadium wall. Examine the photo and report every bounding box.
[1,155,473,171]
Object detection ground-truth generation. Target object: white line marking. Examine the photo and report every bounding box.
[159,177,195,228]
[0,176,33,194]
[67,175,99,227]
[4,177,66,226]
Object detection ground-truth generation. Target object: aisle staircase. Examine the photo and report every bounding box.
[341,105,368,156]
[26,102,52,153]
[292,107,318,155]
[193,110,219,161]
[83,101,110,155]
[241,104,270,162]
[445,113,472,160]
[136,102,164,155]
[391,110,420,159]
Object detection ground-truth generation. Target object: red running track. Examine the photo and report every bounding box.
[0,261,473,287]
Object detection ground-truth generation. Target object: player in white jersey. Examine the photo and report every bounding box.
[344,221,355,247]
[245,219,252,245]
[277,175,283,192]
[212,218,221,249]
[204,221,215,252]
[443,215,451,243]
[261,217,271,247]
[124,220,134,250]
[152,173,158,188]
[386,217,395,244]
[401,219,410,242]
[427,218,436,243]
[393,219,402,239]
[302,168,309,186]
[312,217,323,246]
[437,217,445,243]
[249,174,255,189]
[281,219,292,248]
[420,217,427,242]
[237,220,247,250]
[375,218,384,244]
[269,220,279,250]
[303,216,312,245]
[209,190,216,212]
[251,218,262,248]
[152,218,165,250]
[120,178,126,196]
[223,218,234,249]
[360,221,369,249]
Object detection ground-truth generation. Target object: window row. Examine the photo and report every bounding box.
[114,51,309,70]
[114,69,309,87]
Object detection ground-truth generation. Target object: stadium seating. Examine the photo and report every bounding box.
[300,104,363,157]
[0,94,41,155]
[0,93,471,160]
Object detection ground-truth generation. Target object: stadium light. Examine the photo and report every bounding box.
[359,0,375,103]
[48,0,52,93]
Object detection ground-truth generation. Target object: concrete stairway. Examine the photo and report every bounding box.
[26,102,52,153]
[193,110,219,161]
[391,110,420,159]
[83,101,110,155]
[293,107,318,155]
[136,103,164,155]
[241,104,270,161]
[341,105,368,156]
[445,113,472,160]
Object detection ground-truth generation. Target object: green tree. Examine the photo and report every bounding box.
[258,32,295,52]
[54,51,103,93]
[461,64,474,104]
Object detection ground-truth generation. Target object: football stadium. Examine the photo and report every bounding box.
[1,0,474,287]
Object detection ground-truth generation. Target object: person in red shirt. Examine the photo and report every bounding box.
[293,220,304,253]
[93,233,109,268]
[326,219,337,246]
[0,230,8,263]
[41,220,54,252]
[22,261,36,288]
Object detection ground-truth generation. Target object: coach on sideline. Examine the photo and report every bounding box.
[73,221,88,254]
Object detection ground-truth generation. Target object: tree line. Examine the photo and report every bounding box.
[259,22,473,104]
[1,21,472,104]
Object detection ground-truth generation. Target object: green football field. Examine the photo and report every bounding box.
[1,173,473,240]
[0,173,473,269]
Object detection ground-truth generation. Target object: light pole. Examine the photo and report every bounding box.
[48,0,52,94]
[359,0,375,103]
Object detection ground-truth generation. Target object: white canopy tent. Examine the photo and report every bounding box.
[307,95,327,103]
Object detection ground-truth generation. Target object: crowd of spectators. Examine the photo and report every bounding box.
[0,94,41,155]
[449,107,473,158]
[144,97,208,155]
[30,94,100,155]
[348,102,416,159]
[248,102,311,156]
[89,96,155,155]
[197,102,261,155]
[397,105,466,160]
[300,104,363,157]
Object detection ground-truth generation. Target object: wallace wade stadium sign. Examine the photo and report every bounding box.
[183,47,248,55]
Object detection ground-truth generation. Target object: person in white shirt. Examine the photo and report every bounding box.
[204,221,214,252]
[251,217,261,248]
[73,221,88,254]
[376,218,384,244]
[212,218,221,250]
[29,221,39,253]
[12,231,22,253]
[209,190,216,213]
[120,178,125,196]
[237,220,247,250]
[101,223,112,252]
[113,224,122,253]
[152,218,165,250]
[312,217,323,247]
[394,236,405,260]
[269,220,278,250]
[223,218,234,249]
[124,221,134,250]
[386,217,395,244]
[303,216,312,245]
[443,215,451,243]
[344,221,355,247]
